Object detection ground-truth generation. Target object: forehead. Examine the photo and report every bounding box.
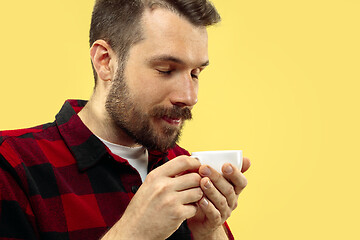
[130,8,209,67]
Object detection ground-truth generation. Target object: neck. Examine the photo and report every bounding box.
[78,89,139,147]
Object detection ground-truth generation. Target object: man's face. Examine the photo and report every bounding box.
[106,8,209,152]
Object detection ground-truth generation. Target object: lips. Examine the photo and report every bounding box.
[162,116,181,125]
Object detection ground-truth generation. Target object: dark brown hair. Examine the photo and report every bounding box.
[89,0,221,84]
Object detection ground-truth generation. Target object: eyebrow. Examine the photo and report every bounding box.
[148,55,210,68]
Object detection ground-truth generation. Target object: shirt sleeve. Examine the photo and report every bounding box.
[224,221,235,239]
[0,153,39,239]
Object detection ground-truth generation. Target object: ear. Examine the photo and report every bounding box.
[90,40,117,82]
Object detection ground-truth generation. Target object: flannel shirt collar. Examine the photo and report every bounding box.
[55,100,107,171]
[55,100,168,171]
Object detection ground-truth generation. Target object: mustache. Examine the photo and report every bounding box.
[150,105,192,120]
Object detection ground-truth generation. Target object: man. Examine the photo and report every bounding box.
[0,0,250,239]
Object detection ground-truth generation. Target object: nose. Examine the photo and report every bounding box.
[170,74,198,108]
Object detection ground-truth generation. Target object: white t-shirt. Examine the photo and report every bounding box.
[97,136,148,183]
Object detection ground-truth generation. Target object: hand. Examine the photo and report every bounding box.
[187,157,251,239]
[102,155,203,240]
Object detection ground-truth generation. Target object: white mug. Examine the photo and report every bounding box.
[191,150,243,173]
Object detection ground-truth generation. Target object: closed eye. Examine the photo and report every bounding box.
[157,69,172,75]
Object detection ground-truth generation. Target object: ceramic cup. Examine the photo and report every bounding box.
[191,150,243,173]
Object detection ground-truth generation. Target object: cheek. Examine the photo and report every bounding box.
[125,66,172,107]
[132,81,171,107]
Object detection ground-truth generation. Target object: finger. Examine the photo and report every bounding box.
[200,176,235,214]
[241,157,251,173]
[175,157,202,176]
[197,197,223,226]
[181,204,199,220]
[173,172,201,191]
[156,155,201,177]
[199,165,238,209]
[177,187,204,205]
[222,163,248,195]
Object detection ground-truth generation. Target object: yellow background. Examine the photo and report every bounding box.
[1,0,359,239]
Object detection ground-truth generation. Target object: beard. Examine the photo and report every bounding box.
[105,69,192,152]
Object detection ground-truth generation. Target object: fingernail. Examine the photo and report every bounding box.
[200,198,208,208]
[204,180,212,189]
[224,165,233,175]
[200,166,211,176]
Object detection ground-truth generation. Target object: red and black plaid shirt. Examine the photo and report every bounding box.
[0,99,233,240]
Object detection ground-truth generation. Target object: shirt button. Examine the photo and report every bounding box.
[131,185,139,194]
